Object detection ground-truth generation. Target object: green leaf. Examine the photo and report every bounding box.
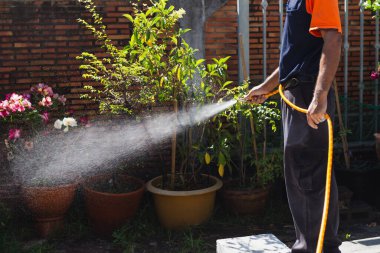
[130,34,136,47]
[160,77,165,87]
[139,51,148,62]
[177,66,181,81]
[195,59,205,66]
[222,81,233,89]
[218,152,226,166]
[123,14,134,23]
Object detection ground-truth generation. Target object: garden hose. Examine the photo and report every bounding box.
[265,84,333,253]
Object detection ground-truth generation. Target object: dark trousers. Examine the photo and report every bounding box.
[281,81,341,253]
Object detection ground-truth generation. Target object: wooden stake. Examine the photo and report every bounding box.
[239,33,259,163]
[171,99,178,188]
[333,79,350,169]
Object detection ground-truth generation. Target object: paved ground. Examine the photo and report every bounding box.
[216,220,380,253]
[340,236,380,253]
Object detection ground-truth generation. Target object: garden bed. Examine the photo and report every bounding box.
[2,179,379,253]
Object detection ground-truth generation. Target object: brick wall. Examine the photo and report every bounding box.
[0,0,133,116]
[204,0,239,82]
[0,0,379,111]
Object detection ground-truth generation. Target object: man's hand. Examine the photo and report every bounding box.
[307,92,328,129]
[243,84,270,104]
[306,29,341,129]
[243,67,280,104]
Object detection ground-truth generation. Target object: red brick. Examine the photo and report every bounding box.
[0,67,16,73]
[14,42,40,48]
[30,60,55,66]
[31,48,56,53]
[55,25,79,30]
[0,31,12,36]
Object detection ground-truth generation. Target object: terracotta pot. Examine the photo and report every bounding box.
[221,182,270,215]
[22,182,77,237]
[83,174,145,236]
[146,174,223,230]
[0,182,21,210]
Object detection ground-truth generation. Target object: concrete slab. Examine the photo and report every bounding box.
[216,234,291,253]
[340,236,380,253]
[217,234,380,253]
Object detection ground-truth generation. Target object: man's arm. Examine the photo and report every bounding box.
[244,67,280,103]
[307,29,342,129]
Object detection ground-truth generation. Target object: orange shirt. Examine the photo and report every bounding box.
[306,0,342,37]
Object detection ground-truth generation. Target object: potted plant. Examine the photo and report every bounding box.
[1,84,79,237]
[76,0,150,235]
[109,0,228,229]
[201,80,283,215]
[77,0,232,230]
[82,173,145,236]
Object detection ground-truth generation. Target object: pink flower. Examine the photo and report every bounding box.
[9,93,23,102]
[7,103,19,112]
[8,129,21,140]
[36,83,45,93]
[40,112,49,124]
[0,100,10,118]
[23,93,31,101]
[370,71,379,80]
[42,87,54,97]
[39,96,53,107]
[0,110,9,118]
[21,99,32,109]
[58,95,66,105]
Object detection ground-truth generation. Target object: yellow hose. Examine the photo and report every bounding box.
[266,84,333,253]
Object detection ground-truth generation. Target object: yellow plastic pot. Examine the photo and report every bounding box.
[146,174,222,230]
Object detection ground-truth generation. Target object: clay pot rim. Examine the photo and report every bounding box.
[82,174,145,197]
[221,179,271,194]
[146,174,223,197]
[21,181,78,191]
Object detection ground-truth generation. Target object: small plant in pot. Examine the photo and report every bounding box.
[114,0,231,229]
[82,172,145,236]
[76,0,230,230]
[1,84,80,237]
[12,122,80,238]
[76,0,151,235]
[203,81,283,215]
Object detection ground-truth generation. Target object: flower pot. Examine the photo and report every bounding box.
[146,174,223,230]
[22,182,77,237]
[83,174,145,236]
[0,182,21,210]
[221,181,271,215]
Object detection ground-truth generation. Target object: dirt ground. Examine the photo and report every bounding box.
[12,180,380,253]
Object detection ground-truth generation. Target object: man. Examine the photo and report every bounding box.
[245,0,342,252]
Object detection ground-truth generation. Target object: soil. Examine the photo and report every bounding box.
[154,174,215,191]
[86,175,141,194]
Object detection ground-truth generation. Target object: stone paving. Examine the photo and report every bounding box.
[217,220,380,253]
[217,234,380,253]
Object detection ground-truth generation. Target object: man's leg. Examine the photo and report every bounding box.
[282,82,341,253]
